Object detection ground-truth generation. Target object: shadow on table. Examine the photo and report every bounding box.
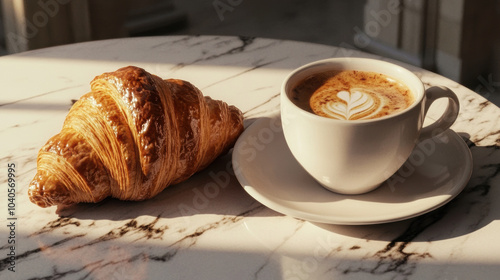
[19,226,500,280]
[56,115,499,245]
[20,130,500,280]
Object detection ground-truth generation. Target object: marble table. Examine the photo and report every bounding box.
[1,35,499,280]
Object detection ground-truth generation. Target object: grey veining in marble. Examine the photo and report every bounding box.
[1,35,499,280]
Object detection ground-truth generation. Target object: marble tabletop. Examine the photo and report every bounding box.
[1,35,499,280]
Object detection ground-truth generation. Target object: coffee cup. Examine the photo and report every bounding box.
[280,57,460,194]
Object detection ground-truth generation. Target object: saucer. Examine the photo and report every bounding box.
[232,114,473,225]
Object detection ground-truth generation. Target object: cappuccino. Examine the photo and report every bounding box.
[291,70,414,120]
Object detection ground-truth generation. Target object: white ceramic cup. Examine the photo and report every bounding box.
[281,57,460,194]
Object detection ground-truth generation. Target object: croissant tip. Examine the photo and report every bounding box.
[28,174,76,208]
[28,189,53,208]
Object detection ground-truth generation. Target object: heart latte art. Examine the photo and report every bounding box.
[291,70,414,120]
[319,88,380,120]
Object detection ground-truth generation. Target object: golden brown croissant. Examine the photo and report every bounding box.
[28,66,244,208]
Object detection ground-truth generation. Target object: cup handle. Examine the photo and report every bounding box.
[419,86,460,140]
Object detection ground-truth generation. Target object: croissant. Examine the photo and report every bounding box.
[28,66,244,208]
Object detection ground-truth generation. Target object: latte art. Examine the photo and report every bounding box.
[320,88,382,120]
[291,70,414,121]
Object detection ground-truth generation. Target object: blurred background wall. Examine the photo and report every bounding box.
[1,0,499,94]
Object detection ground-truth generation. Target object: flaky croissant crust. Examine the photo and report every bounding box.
[28,66,244,207]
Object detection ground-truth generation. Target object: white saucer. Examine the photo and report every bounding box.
[232,114,473,225]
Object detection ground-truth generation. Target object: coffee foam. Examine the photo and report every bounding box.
[292,70,414,120]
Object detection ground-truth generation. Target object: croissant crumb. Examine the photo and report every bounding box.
[28,66,244,207]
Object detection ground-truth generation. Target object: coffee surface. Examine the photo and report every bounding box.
[291,70,414,120]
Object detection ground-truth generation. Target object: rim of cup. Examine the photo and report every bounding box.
[281,57,425,124]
